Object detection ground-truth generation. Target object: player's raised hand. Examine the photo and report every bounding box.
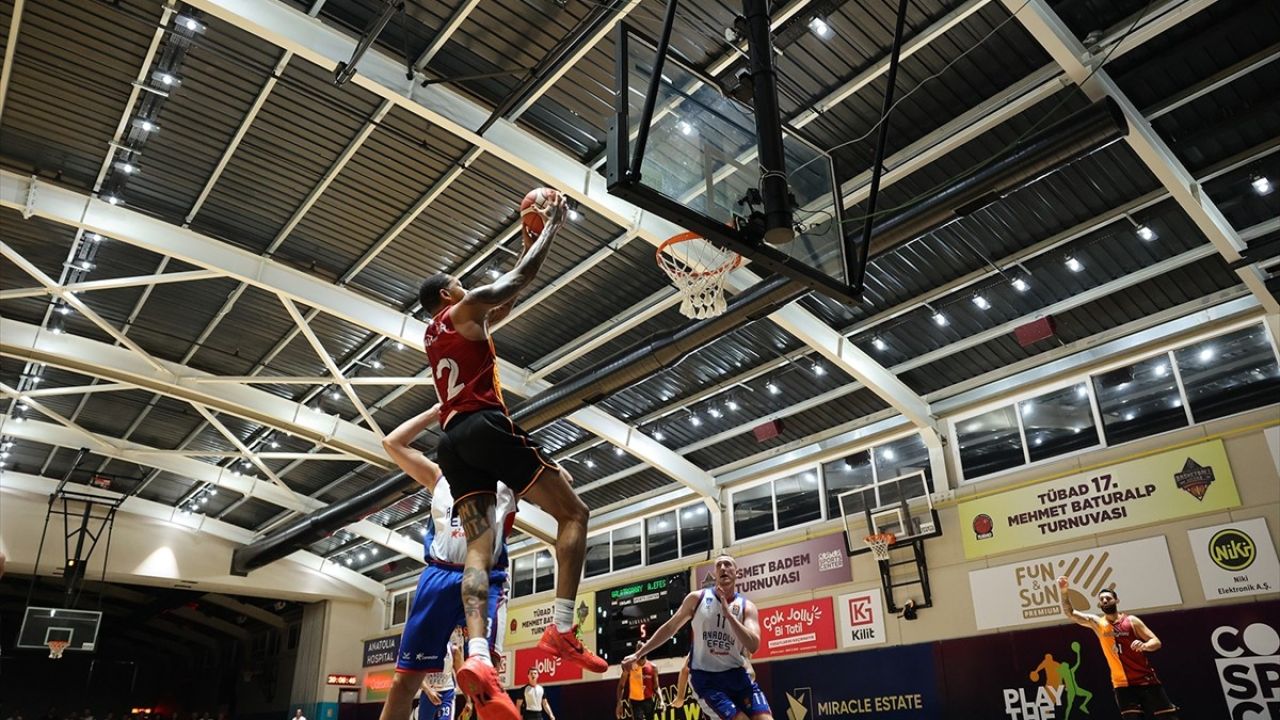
[1057,576,1069,591]
[537,193,568,232]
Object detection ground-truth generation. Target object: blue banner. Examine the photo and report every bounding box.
[767,643,941,720]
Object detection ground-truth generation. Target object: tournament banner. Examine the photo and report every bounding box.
[836,589,888,649]
[504,592,595,648]
[960,438,1239,559]
[692,533,849,601]
[513,644,584,684]
[1188,517,1280,600]
[754,596,837,661]
[362,634,400,667]
[769,643,940,720]
[967,536,1181,630]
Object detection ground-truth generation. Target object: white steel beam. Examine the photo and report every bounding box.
[412,0,482,72]
[280,295,384,436]
[0,241,168,373]
[0,0,24,121]
[0,269,222,301]
[22,382,132,398]
[1006,0,1280,314]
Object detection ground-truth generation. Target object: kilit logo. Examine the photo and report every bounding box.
[785,688,813,720]
[1209,528,1256,572]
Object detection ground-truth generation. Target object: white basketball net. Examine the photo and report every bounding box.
[656,232,742,319]
[864,532,895,562]
[47,639,69,659]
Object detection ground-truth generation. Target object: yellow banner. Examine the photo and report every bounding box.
[959,438,1240,559]
[503,592,595,648]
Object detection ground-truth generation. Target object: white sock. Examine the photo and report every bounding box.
[553,597,575,633]
[467,638,492,666]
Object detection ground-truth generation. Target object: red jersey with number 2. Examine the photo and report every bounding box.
[423,305,506,427]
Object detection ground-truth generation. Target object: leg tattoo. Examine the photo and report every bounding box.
[457,495,495,542]
[462,566,489,626]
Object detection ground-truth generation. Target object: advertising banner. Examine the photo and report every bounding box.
[959,438,1239,559]
[1188,517,1280,600]
[755,596,837,661]
[362,669,395,703]
[513,644,584,684]
[836,589,888,649]
[362,634,400,667]
[937,600,1279,720]
[692,533,849,601]
[768,643,940,720]
[967,536,1181,630]
[504,592,595,648]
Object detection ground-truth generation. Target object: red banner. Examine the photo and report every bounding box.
[513,645,584,684]
[754,596,836,660]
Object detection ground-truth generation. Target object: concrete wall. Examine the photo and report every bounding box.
[0,478,374,603]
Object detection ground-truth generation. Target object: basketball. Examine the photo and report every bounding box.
[520,187,560,245]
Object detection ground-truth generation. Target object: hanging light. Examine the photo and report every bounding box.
[872,337,887,351]
[808,16,832,37]
[1012,277,1030,292]
[1065,257,1083,272]
[972,295,990,310]
[1136,225,1157,241]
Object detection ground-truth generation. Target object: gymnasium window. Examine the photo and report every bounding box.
[1095,355,1187,445]
[952,323,1280,483]
[731,481,775,540]
[533,550,555,594]
[874,434,932,487]
[612,523,643,571]
[1021,383,1099,463]
[824,450,873,518]
[957,405,1024,478]
[584,533,611,578]
[1174,325,1280,422]
[386,588,413,628]
[646,511,679,564]
[774,471,822,527]
[678,504,712,557]
[513,554,536,597]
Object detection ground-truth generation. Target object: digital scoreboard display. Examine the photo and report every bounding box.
[595,571,690,664]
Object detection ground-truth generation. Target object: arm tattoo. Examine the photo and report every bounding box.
[1061,591,1074,616]
[462,567,489,624]
[457,495,495,541]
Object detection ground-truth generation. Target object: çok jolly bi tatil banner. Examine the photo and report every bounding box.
[959,438,1240,559]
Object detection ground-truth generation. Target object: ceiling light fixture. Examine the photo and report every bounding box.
[1136,225,1156,241]
[766,382,780,395]
[972,295,990,310]
[872,337,887,351]
[1252,176,1273,195]
[1012,277,1030,292]
[653,429,665,441]
[1065,257,1083,272]
[808,16,832,37]
[932,312,949,327]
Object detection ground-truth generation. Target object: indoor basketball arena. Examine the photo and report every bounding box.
[0,1,1277,719]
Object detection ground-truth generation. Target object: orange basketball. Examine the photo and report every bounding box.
[519,187,560,246]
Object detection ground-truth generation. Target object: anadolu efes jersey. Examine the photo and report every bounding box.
[690,589,749,672]
[425,477,517,569]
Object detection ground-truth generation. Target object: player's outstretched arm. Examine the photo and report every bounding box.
[1128,616,1162,652]
[1057,577,1098,627]
[382,404,444,492]
[720,595,762,654]
[456,195,567,322]
[622,591,701,671]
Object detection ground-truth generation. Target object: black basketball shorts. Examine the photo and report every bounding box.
[437,408,556,500]
[1113,684,1178,718]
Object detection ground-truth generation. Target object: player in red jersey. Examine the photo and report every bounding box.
[1057,577,1180,719]
[418,193,607,719]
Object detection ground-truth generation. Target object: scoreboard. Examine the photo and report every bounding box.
[595,571,690,664]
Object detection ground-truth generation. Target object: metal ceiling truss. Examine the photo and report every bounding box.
[1004,0,1279,315]
[178,0,949,489]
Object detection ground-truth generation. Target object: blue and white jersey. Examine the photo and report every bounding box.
[690,589,749,672]
[425,477,517,569]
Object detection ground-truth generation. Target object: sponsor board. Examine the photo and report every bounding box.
[514,644,584,684]
[504,592,595,648]
[362,669,395,703]
[692,534,849,601]
[1189,517,1280,600]
[967,536,1181,630]
[755,597,837,660]
[362,634,400,667]
[835,589,887,649]
[1212,621,1280,720]
[770,644,938,719]
[959,439,1239,558]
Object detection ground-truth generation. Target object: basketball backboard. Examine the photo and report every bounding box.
[607,23,862,304]
[17,606,101,652]
[838,471,940,557]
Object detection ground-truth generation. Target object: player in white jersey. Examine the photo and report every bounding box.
[378,404,518,720]
[622,554,772,720]
[417,636,464,720]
